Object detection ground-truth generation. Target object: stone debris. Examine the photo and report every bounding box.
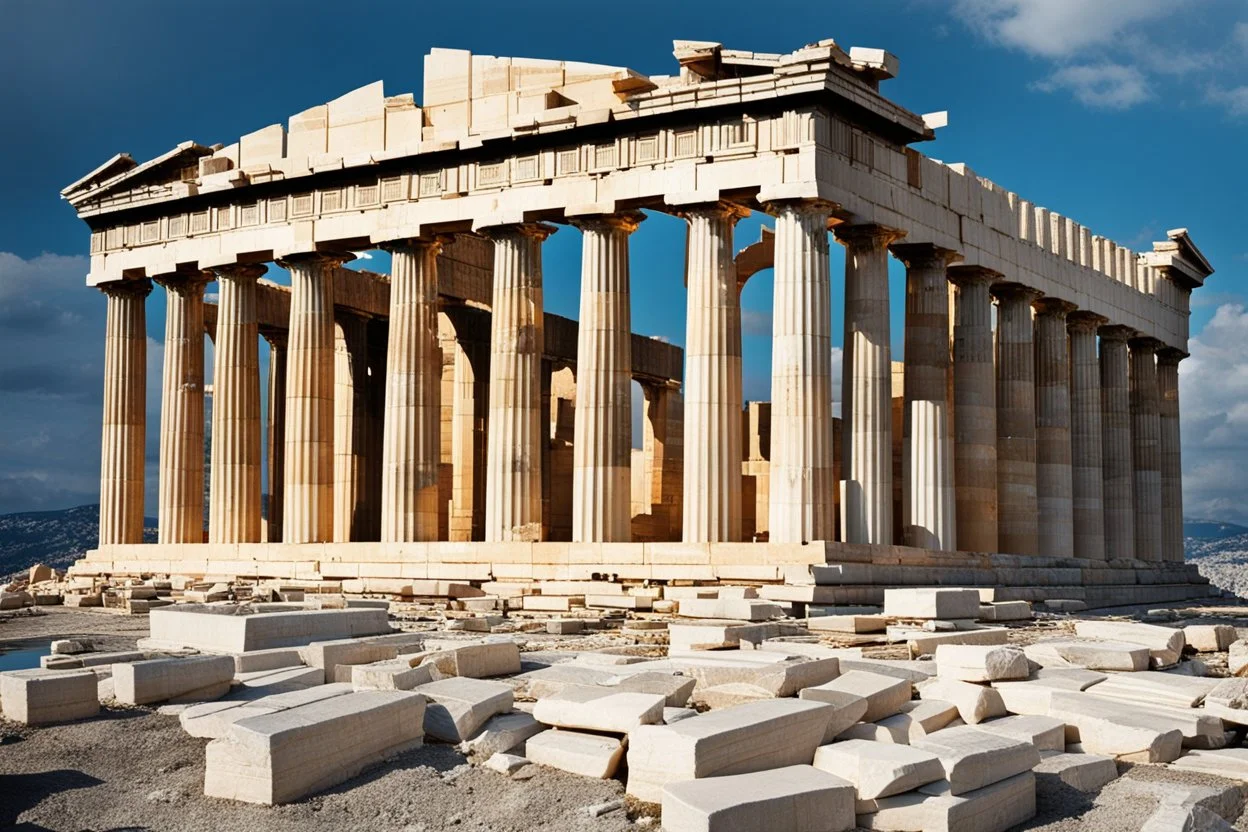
[179,683,355,739]
[904,627,1009,657]
[415,677,514,743]
[858,771,1036,832]
[417,640,521,678]
[234,665,325,694]
[667,622,778,651]
[113,656,235,705]
[1073,620,1185,668]
[461,711,544,758]
[977,714,1066,752]
[350,659,434,691]
[813,739,945,799]
[231,648,304,674]
[675,599,783,621]
[912,725,1041,795]
[1042,691,1187,762]
[298,634,425,683]
[883,588,981,620]
[0,668,99,725]
[483,752,530,775]
[801,670,910,722]
[808,615,888,634]
[933,645,1028,683]
[148,606,393,652]
[1026,667,1107,691]
[663,652,840,698]
[1171,748,1248,779]
[1023,639,1151,671]
[533,690,665,733]
[1032,751,1119,791]
[842,698,960,745]
[1229,640,1248,676]
[976,601,1032,622]
[1083,669,1219,709]
[1185,624,1236,653]
[525,729,625,779]
[916,678,1006,725]
[661,764,856,832]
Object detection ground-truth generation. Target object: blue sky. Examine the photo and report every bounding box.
[1,0,1246,521]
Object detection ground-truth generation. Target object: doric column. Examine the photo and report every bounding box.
[1033,298,1076,558]
[482,223,553,542]
[948,266,999,553]
[765,200,835,543]
[894,243,959,551]
[991,282,1042,556]
[643,382,684,541]
[681,202,749,543]
[279,252,351,544]
[1067,312,1107,560]
[98,279,152,546]
[1099,325,1135,561]
[380,239,443,542]
[208,264,265,544]
[1157,348,1185,563]
[263,332,287,542]
[155,272,209,544]
[333,311,372,542]
[1130,336,1163,562]
[570,213,642,542]
[836,223,905,545]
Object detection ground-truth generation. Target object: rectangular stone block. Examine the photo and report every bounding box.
[180,683,355,739]
[461,711,544,758]
[912,725,1041,795]
[1171,748,1248,780]
[415,677,514,742]
[1084,670,1218,709]
[808,615,888,634]
[234,665,325,694]
[149,606,392,652]
[232,648,305,674]
[814,739,944,799]
[905,628,1008,657]
[662,652,840,698]
[1023,639,1150,672]
[627,698,835,803]
[298,633,425,682]
[526,729,624,778]
[662,765,856,832]
[883,589,981,620]
[668,623,778,651]
[846,699,960,744]
[1184,625,1236,653]
[677,599,783,621]
[0,668,99,725]
[977,715,1066,751]
[351,660,435,691]
[802,671,910,723]
[419,641,522,678]
[1073,621,1185,667]
[838,658,938,684]
[534,690,665,734]
[977,602,1032,622]
[917,678,1006,725]
[204,689,424,804]
[1033,751,1119,792]
[1043,692,1184,762]
[935,645,1028,683]
[858,771,1036,832]
[113,656,235,705]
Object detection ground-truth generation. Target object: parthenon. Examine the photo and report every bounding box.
[62,37,1216,608]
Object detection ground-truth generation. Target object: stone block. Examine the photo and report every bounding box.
[232,648,304,674]
[1171,748,1248,780]
[977,601,1031,622]
[912,725,1040,795]
[1200,677,1248,725]
[843,699,960,744]
[662,764,856,832]
[838,658,938,684]
[883,588,981,620]
[669,622,780,652]
[934,645,1028,683]
[149,606,392,652]
[1184,625,1236,653]
[977,715,1066,751]
[626,698,835,803]
[42,649,144,670]
[234,665,325,694]
[351,660,435,691]
[801,671,910,723]
[917,678,1005,725]
[1023,639,1150,671]
[419,641,523,678]
[808,615,887,634]
[1084,670,1218,709]
[462,711,544,758]
[415,677,514,742]
[612,672,697,708]
[691,683,775,710]
[858,771,1036,832]
[525,729,624,778]
[0,668,99,725]
[663,652,840,698]
[1073,621,1185,667]
[50,639,94,655]
[905,628,1008,657]
[1228,640,1248,675]
[113,656,234,705]
[1043,692,1184,762]
[534,690,665,733]
[814,739,944,799]
[203,689,424,804]
[546,619,584,635]
[677,599,783,621]
[1027,667,1107,691]
[1032,751,1119,792]
[180,683,355,739]
[298,633,424,682]
[484,752,531,775]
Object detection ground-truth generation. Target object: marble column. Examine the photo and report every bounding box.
[280,253,350,544]
[571,213,642,542]
[1067,312,1107,560]
[1033,298,1076,558]
[948,266,999,553]
[1130,337,1163,562]
[1099,325,1135,561]
[208,264,265,544]
[767,200,835,543]
[98,279,152,546]
[894,243,959,551]
[333,311,372,542]
[155,272,209,544]
[992,282,1042,556]
[1157,348,1185,563]
[482,224,553,542]
[681,202,748,543]
[380,239,443,542]
[836,224,904,546]
[264,332,286,542]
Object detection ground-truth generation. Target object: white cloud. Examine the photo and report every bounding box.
[1207,85,1248,117]
[1033,63,1151,110]
[1235,21,1248,51]
[954,0,1175,59]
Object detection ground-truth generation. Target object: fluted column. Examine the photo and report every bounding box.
[1068,312,1107,560]
[992,282,1042,556]
[1034,298,1076,558]
[836,224,905,545]
[280,252,350,544]
[766,200,835,543]
[948,266,999,553]
[894,243,959,551]
[1157,348,1185,563]
[1130,337,1163,563]
[264,332,286,542]
[681,202,748,543]
[571,213,642,542]
[1100,325,1135,561]
[98,279,151,546]
[380,239,443,542]
[333,311,372,542]
[482,224,553,542]
[155,272,209,544]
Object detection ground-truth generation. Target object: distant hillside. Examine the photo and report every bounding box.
[0,505,156,579]
[1184,518,1248,540]
[1185,524,1248,599]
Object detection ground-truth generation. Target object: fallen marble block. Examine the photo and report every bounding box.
[627,698,835,803]
[1171,748,1248,780]
[418,640,521,679]
[180,683,355,739]
[814,739,944,799]
[858,771,1036,832]
[912,725,1040,795]
[808,615,888,634]
[461,711,544,758]
[416,677,514,743]
[976,714,1065,752]
[0,668,99,725]
[1073,621,1185,668]
[1184,625,1236,653]
[525,729,624,778]
[977,601,1032,622]
[662,764,855,832]
[232,648,304,674]
[609,671,696,707]
[802,671,910,723]
[42,649,145,670]
[113,656,234,705]
[905,628,1009,658]
[1043,692,1185,762]
[934,645,1028,683]
[484,751,531,775]
[917,678,1005,725]
[149,606,392,652]
[1229,640,1248,676]
[351,659,434,691]
[510,664,617,699]
[1033,751,1119,791]
[1023,639,1150,672]
[234,665,324,694]
[1026,667,1107,691]
[534,690,666,734]
[883,589,981,621]
[838,658,937,684]
[662,652,840,697]
[667,622,779,652]
[1084,670,1218,709]
[1199,677,1248,725]
[676,599,783,621]
[859,699,961,744]
[691,683,775,710]
[299,634,424,683]
[204,689,425,804]
[50,639,95,655]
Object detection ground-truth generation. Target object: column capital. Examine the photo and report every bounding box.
[568,210,646,235]
[276,251,355,270]
[1157,347,1188,366]
[1098,324,1137,342]
[758,197,837,219]
[834,222,906,251]
[671,200,751,224]
[1128,335,1163,353]
[989,281,1042,304]
[153,270,212,294]
[98,278,153,299]
[212,263,268,282]
[1032,297,1078,317]
[379,235,452,255]
[947,264,1003,287]
[260,328,288,349]
[1067,310,1108,333]
[476,222,558,242]
[890,242,962,270]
